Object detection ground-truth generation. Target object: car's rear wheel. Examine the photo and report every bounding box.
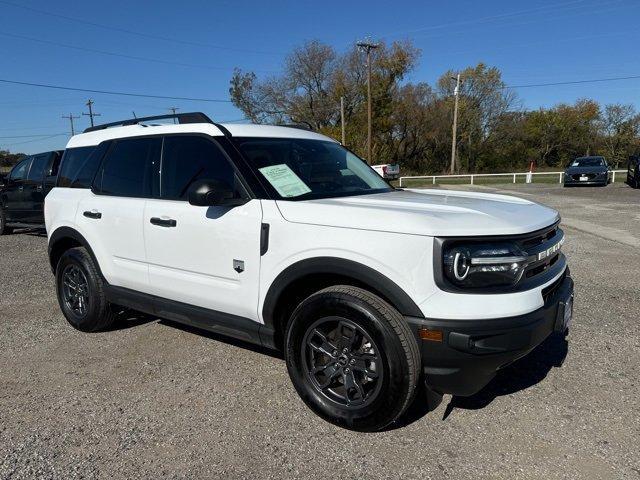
[55,247,115,332]
[0,206,13,235]
[285,285,420,431]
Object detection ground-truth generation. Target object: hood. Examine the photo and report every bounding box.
[276,189,560,237]
[565,165,607,174]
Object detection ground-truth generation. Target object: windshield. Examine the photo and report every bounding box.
[570,157,605,167]
[235,137,392,200]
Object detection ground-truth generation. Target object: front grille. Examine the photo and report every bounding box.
[517,224,564,283]
[572,173,596,180]
[525,252,559,278]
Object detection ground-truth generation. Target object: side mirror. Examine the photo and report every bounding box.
[187,179,248,207]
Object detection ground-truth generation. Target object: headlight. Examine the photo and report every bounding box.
[443,242,528,288]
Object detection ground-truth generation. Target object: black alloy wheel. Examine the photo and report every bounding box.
[303,317,383,409]
[61,264,90,318]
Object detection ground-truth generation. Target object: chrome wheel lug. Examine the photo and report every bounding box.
[349,358,356,365]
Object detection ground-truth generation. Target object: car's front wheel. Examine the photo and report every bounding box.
[285,286,420,431]
[55,247,115,332]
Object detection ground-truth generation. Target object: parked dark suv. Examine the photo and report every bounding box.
[0,150,63,235]
[563,156,611,187]
[626,155,639,189]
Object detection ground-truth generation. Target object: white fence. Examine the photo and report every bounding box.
[398,170,627,187]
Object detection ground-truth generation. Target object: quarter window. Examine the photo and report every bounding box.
[160,135,238,200]
[98,137,160,198]
[58,147,97,188]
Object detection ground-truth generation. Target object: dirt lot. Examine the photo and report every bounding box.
[1,183,639,479]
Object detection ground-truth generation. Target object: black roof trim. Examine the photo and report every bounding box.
[276,122,314,131]
[83,112,214,133]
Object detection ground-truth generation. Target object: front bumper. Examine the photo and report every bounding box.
[564,175,607,186]
[406,271,573,396]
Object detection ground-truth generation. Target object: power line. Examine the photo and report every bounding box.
[0,133,67,138]
[504,74,640,89]
[381,0,589,37]
[0,133,67,147]
[0,125,61,131]
[0,0,283,56]
[0,78,232,103]
[0,31,278,73]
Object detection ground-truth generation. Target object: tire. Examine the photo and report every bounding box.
[0,206,12,235]
[285,285,421,431]
[55,247,115,332]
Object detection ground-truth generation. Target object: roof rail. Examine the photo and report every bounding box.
[83,112,214,133]
[276,122,314,131]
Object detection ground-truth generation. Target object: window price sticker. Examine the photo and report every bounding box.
[259,164,312,198]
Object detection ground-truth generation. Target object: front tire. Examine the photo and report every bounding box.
[55,247,115,332]
[285,286,420,431]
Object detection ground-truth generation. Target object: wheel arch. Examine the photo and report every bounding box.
[262,257,423,350]
[48,226,104,278]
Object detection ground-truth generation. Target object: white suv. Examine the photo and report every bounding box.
[45,112,573,431]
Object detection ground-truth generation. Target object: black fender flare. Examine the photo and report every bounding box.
[261,256,424,331]
[48,226,104,277]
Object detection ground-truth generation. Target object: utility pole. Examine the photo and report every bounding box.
[82,99,101,127]
[357,40,379,163]
[168,106,179,124]
[62,113,80,136]
[450,73,461,174]
[340,96,346,146]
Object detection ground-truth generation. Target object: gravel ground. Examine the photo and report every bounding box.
[1,183,639,479]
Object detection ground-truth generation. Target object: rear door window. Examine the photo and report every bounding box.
[97,137,160,198]
[27,154,49,182]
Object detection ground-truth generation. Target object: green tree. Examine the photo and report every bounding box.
[598,103,640,168]
[228,40,640,175]
[0,150,26,172]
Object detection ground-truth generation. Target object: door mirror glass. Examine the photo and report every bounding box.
[187,179,248,207]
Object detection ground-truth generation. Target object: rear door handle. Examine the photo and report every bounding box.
[150,217,177,228]
[17,186,23,191]
[83,210,102,219]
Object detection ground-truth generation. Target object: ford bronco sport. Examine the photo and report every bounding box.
[45,113,573,431]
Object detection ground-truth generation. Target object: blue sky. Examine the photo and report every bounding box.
[1,0,639,153]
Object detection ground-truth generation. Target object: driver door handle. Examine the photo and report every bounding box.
[83,210,102,219]
[150,217,177,228]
